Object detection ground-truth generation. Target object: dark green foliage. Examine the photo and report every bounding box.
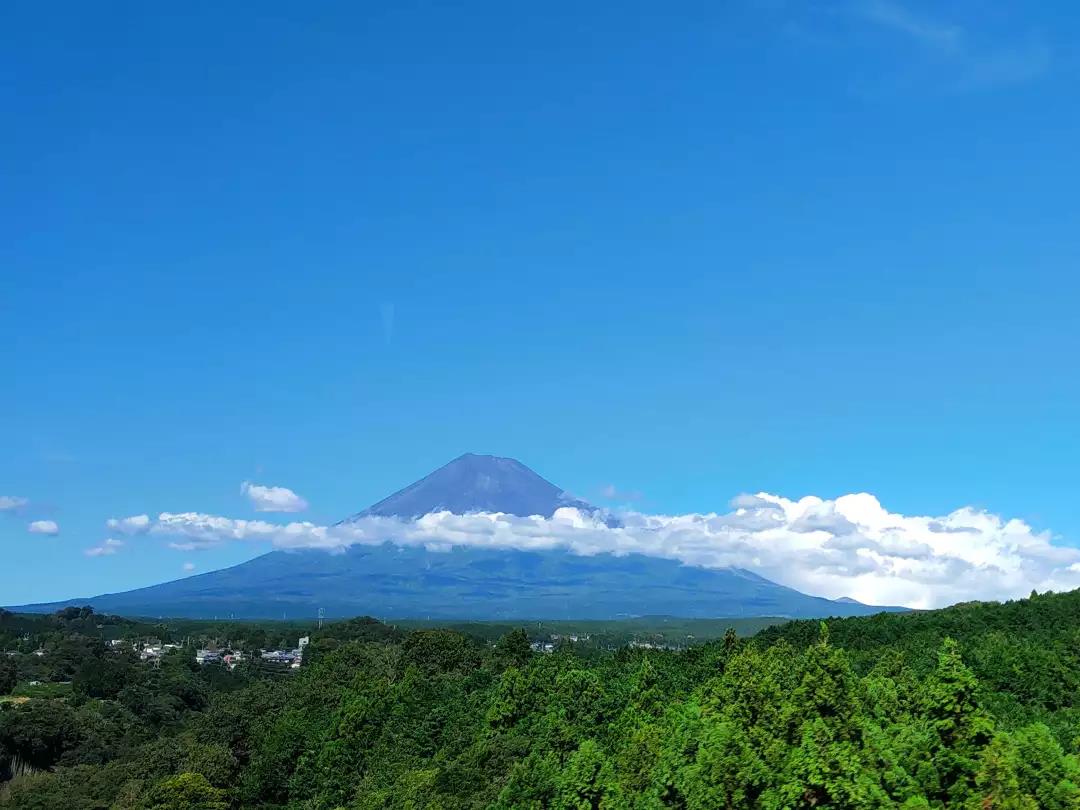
[5,593,1080,807]
[0,659,15,697]
[494,628,532,669]
[0,700,82,771]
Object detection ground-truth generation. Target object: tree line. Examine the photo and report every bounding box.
[3,592,1080,807]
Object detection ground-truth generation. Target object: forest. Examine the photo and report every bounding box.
[3,590,1080,808]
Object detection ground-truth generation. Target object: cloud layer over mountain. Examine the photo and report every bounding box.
[103,492,1079,609]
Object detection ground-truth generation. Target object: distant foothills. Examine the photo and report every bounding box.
[8,454,906,621]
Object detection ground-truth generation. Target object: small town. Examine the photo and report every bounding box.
[127,634,310,670]
[5,630,311,674]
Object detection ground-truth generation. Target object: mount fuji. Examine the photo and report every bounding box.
[10,454,903,620]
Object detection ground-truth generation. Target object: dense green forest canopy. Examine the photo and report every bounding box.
[3,590,1080,808]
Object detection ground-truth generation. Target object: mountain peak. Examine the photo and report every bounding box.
[342,453,594,521]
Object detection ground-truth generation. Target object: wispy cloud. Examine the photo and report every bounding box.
[954,34,1051,91]
[0,496,29,513]
[28,520,59,536]
[107,514,151,533]
[857,0,962,53]
[85,538,124,557]
[600,484,643,503]
[106,492,1079,610]
[757,0,1051,91]
[241,482,309,513]
[851,0,1051,89]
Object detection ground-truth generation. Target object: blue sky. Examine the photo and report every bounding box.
[2,0,1078,605]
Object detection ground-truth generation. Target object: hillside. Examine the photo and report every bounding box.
[12,543,905,621]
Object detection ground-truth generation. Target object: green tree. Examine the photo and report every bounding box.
[143,772,228,810]
[486,666,532,731]
[777,640,888,808]
[682,717,770,809]
[0,699,82,771]
[493,751,561,809]
[402,629,481,676]
[969,733,1038,809]
[0,656,16,695]
[1010,723,1080,810]
[919,637,994,805]
[494,628,533,669]
[554,739,626,810]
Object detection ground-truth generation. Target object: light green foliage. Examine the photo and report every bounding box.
[142,772,228,810]
[968,733,1039,809]
[554,739,627,810]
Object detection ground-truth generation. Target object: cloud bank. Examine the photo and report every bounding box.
[241,482,309,513]
[105,492,1080,609]
[28,520,59,536]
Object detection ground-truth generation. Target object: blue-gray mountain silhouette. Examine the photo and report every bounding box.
[343,452,597,520]
[9,454,904,620]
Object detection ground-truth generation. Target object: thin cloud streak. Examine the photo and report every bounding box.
[0,496,29,513]
[756,0,1052,92]
[86,538,123,557]
[851,0,1051,89]
[601,484,643,503]
[857,0,962,53]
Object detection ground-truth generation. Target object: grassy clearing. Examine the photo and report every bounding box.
[10,681,73,700]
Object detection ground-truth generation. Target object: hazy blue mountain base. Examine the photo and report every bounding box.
[11,543,903,620]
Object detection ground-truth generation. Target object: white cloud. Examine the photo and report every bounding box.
[183,562,196,572]
[85,538,124,557]
[105,492,1080,609]
[0,496,29,512]
[106,514,151,534]
[241,482,309,513]
[28,520,59,536]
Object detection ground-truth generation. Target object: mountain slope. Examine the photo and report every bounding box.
[11,544,902,620]
[9,453,906,620]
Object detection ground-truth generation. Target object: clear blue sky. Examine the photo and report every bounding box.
[2,1,1078,604]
